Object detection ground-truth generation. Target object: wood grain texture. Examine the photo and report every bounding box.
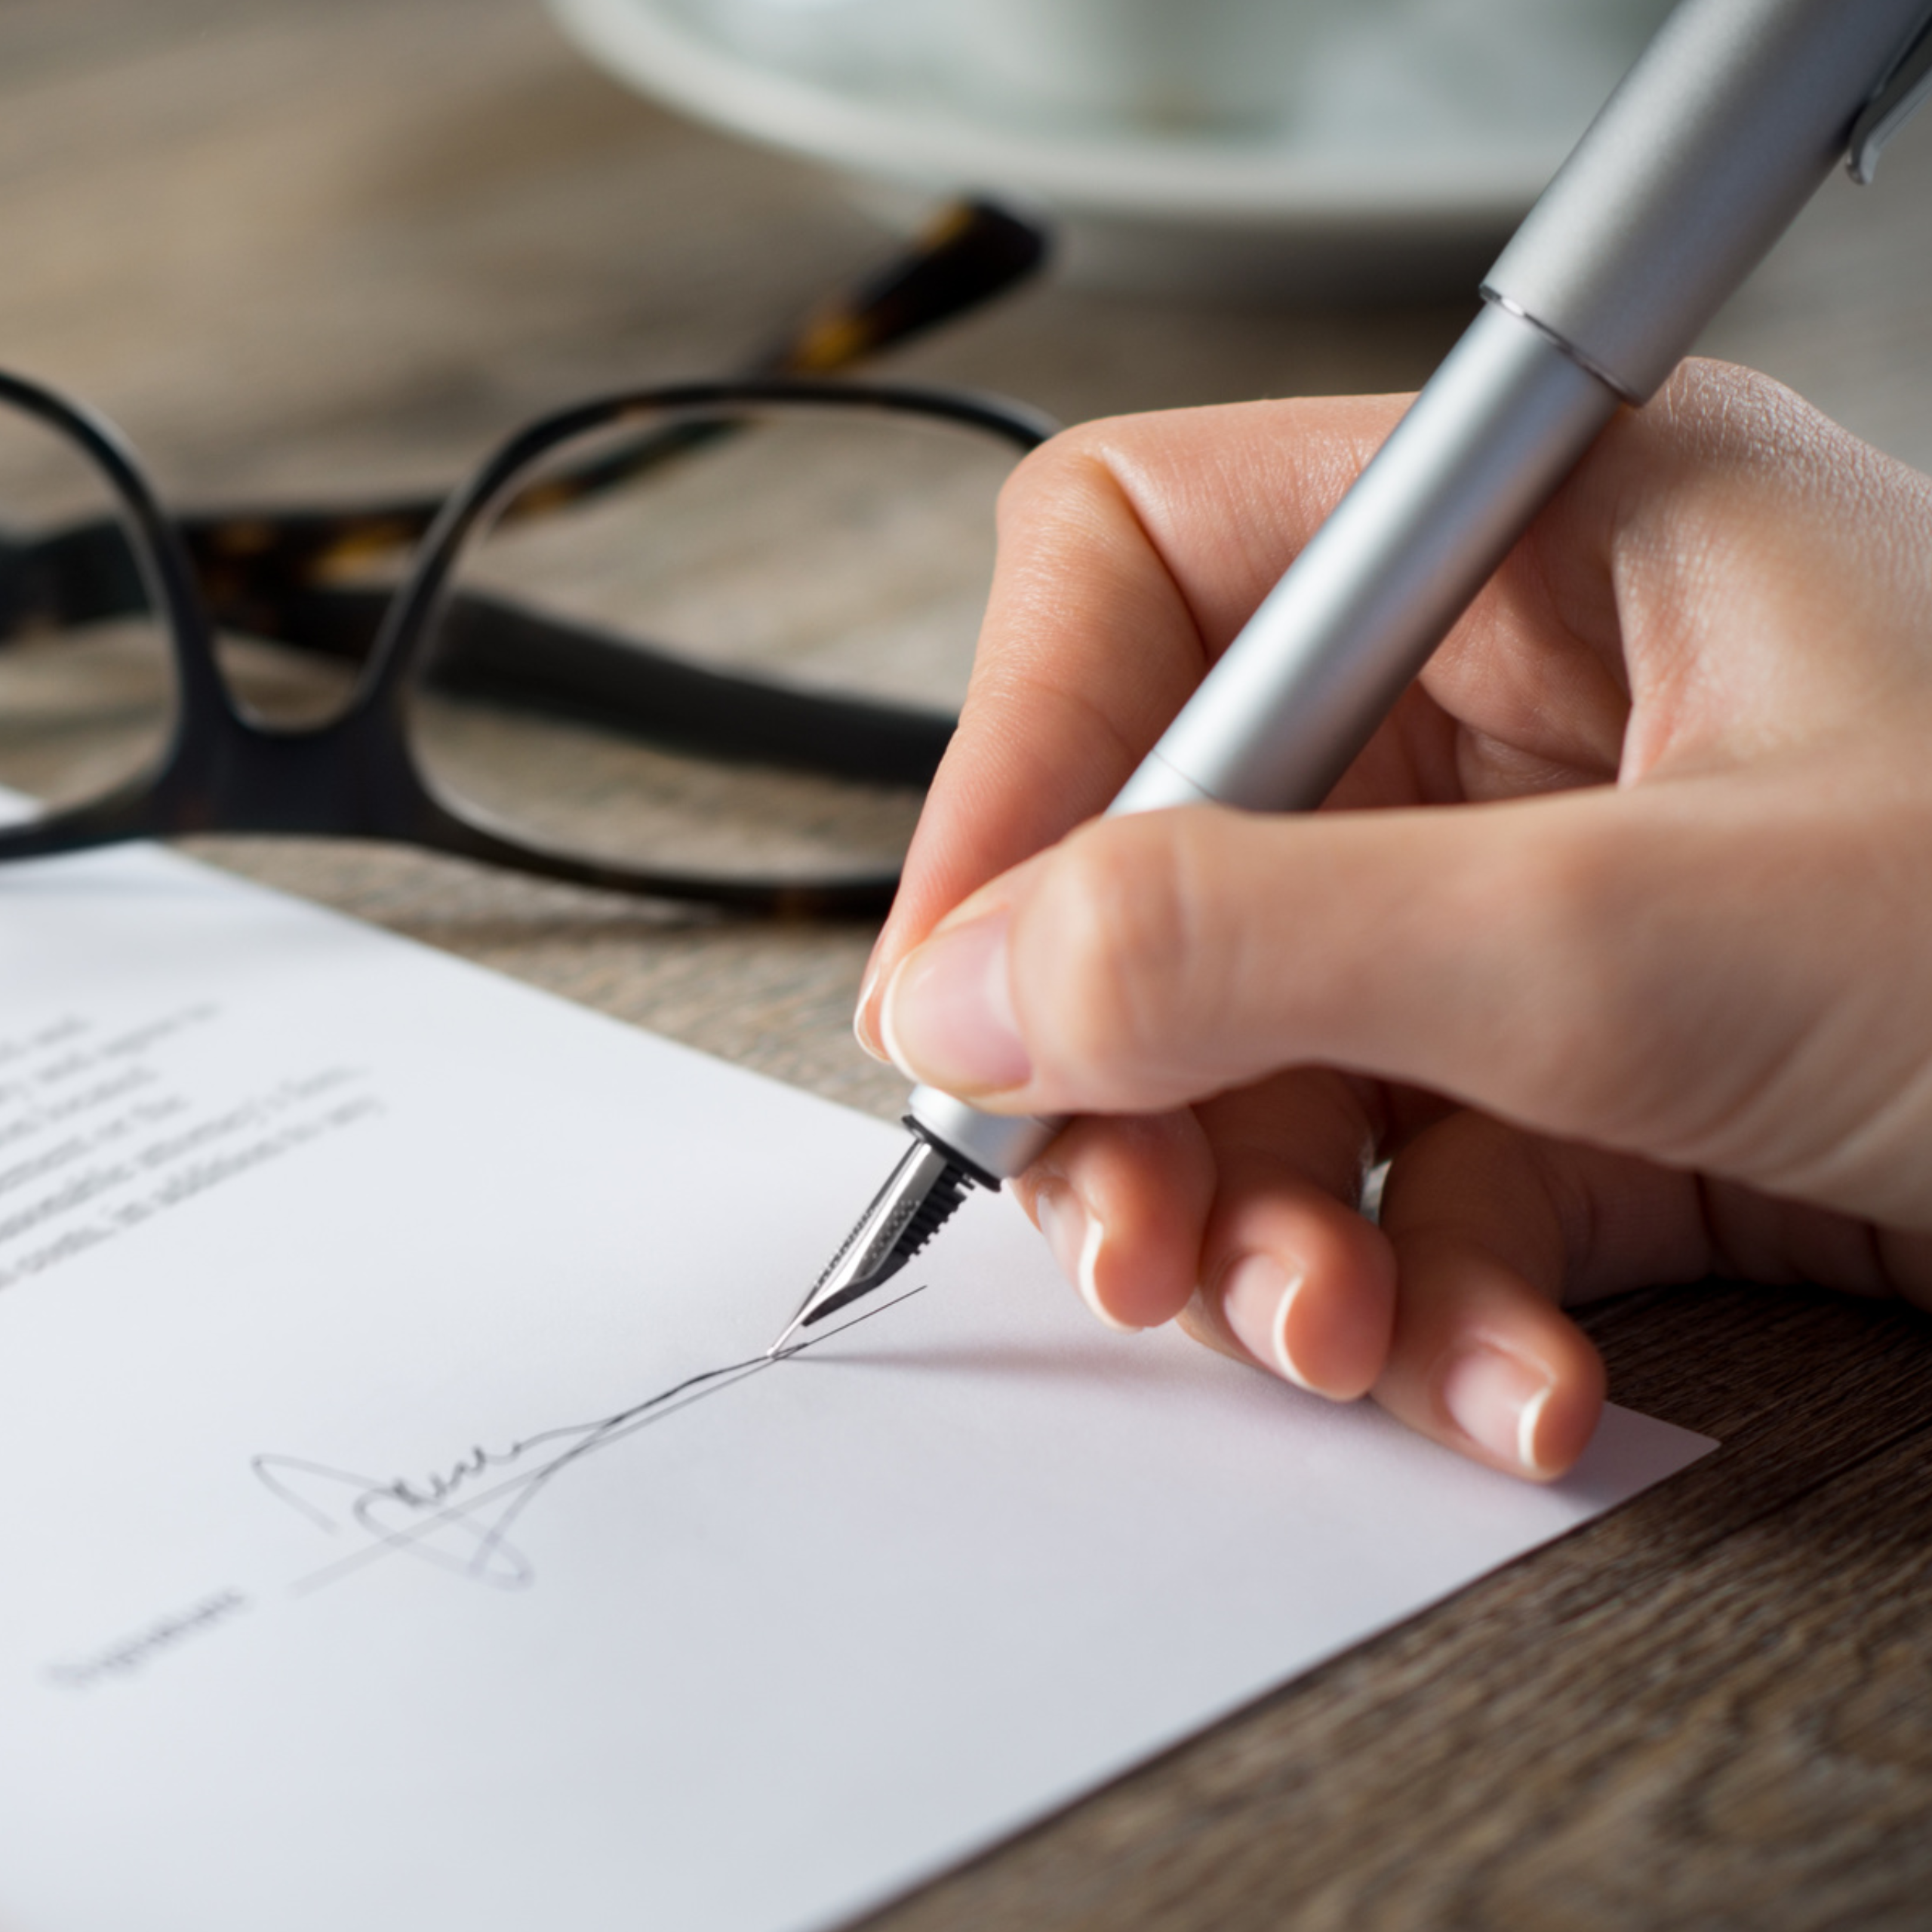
[5,2,1930,1924]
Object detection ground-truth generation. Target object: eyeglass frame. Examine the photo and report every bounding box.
[0,370,1055,918]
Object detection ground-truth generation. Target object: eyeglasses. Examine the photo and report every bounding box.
[0,202,1054,918]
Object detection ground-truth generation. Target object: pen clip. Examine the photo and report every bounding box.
[1847,10,1932,184]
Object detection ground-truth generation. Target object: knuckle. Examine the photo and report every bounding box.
[994,420,1130,537]
[1640,359,1867,503]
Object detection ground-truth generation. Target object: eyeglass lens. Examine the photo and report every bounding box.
[406,400,1014,884]
[0,403,175,826]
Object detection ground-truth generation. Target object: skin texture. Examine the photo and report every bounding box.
[854,359,1932,1480]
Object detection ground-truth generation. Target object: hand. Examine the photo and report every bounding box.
[854,359,1932,1480]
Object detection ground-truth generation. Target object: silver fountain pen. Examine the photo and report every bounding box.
[773,0,1932,1355]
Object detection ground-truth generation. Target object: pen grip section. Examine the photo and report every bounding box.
[908,1085,1063,1186]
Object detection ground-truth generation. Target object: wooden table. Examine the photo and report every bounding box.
[5,3,1930,1923]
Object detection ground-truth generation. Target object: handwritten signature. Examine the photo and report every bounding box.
[254,1290,920,1592]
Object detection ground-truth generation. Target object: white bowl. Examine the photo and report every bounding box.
[548,0,1666,298]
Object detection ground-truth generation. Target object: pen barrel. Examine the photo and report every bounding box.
[1112,301,1617,820]
[1483,0,1932,403]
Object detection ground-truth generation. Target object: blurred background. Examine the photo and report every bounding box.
[9,0,1929,485]
[1,0,1927,1105]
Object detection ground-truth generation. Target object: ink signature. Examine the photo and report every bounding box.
[254,1289,920,1592]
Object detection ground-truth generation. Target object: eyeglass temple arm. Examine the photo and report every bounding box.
[746,196,1048,377]
[0,506,955,783]
[258,583,957,786]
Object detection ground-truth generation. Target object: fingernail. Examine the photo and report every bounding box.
[1035,1180,1132,1332]
[878,909,1030,1094]
[1219,1255,1315,1392]
[853,964,887,1062]
[1440,1346,1556,1476]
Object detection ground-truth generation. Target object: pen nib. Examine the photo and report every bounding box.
[769,1135,977,1355]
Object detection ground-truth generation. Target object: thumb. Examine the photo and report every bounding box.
[875,775,1932,1227]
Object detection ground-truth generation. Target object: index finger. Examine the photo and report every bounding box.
[857,394,1411,1044]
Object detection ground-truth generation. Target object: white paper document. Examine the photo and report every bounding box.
[0,844,1712,1932]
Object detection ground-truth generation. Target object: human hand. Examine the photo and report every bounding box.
[854,359,1932,1479]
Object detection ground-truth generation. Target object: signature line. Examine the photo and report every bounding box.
[254,1287,924,1595]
